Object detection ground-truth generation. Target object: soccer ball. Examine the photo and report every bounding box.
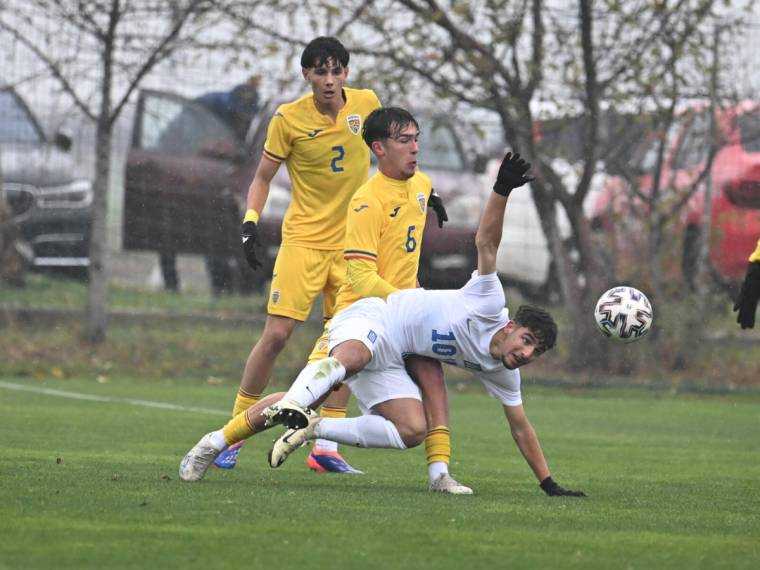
[594,286,653,343]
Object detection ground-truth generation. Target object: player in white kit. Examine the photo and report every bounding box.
[180,152,585,497]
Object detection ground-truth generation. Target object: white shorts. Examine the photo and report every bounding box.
[327,298,421,412]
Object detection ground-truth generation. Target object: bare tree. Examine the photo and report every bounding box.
[0,0,220,342]
[222,0,724,368]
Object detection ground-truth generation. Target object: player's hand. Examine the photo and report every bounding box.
[540,476,586,497]
[241,220,262,270]
[733,261,760,329]
[493,151,534,196]
[428,192,448,228]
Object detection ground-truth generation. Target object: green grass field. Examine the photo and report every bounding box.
[1,376,758,569]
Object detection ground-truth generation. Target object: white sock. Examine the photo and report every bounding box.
[284,358,347,407]
[428,461,449,484]
[313,439,338,452]
[209,430,227,450]
[314,415,407,449]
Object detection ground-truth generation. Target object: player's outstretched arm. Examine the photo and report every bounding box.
[475,152,533,275]
[503,404,586,498]
[240,154,281,269]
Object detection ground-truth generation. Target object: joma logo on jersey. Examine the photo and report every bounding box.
[353,204,369,212]
[271,290,280,304]
[306,128,324,138]
[347,114,361,135]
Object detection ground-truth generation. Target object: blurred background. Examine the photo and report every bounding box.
[1,0,759,392]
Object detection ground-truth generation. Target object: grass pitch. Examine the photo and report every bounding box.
[1,377,758,569]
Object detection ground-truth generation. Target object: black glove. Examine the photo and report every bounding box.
[427,192,448,228]
[493,151,534,197]
[733,261,760,329]
[241,220,262,270]
[540,476,586,497]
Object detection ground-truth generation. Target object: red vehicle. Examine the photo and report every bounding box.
[588,101,760,286]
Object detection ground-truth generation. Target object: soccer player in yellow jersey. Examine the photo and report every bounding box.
[216,37,380,472]
[303,107,468,491]
[734,238,760,329]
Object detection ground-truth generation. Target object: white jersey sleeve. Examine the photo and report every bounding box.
[478,368,522,407]
[460,271,506,320]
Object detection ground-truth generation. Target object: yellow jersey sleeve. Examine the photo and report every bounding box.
[263,109,291,162]
[750,238,760,263]
[346,258,398,299]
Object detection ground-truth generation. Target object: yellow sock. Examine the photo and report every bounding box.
[319,405,347,419]
[221,411,254,446]
[425,425,451,465]
[232,389,261,418]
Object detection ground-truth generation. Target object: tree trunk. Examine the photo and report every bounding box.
[86,116,112,343]
[0,154,27,287]
[86,22,115,344]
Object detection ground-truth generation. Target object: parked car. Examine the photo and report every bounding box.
[0,86,92,273]
[123,89,486,292]
[587,101,760,287]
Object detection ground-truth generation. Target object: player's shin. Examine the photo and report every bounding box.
[283,357,347,407]
[425,425,452,483]
[314,402,348,452]
[222,392,286,445]
[315,415,407,449]
[232,389,261,417]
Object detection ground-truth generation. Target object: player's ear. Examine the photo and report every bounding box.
[302,68,310,81]
[371,140,385,158]
[343,66,349,80]
[504,321,517,334]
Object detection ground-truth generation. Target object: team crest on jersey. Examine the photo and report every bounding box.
[347,114,361,135]
[417,192,426,213]
[271,290,280,304]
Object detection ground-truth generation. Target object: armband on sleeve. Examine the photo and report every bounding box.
[346,258,398,300]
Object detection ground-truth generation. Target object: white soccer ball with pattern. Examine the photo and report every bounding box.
[594,286,653,343]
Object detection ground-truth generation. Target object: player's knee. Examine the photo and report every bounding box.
[260,321,295,354]
[396,418,427,448]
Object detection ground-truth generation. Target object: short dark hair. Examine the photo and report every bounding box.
[362,107,419,149]
[513,305,558,353]
[301,36,349,69]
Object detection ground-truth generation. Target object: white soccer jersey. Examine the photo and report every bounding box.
[385,271,522,406]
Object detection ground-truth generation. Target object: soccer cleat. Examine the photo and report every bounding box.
[179,432,223,482]
[261,399,313,429]
[429,473,474,495]
[268,417,322,468]
[213,440,245,470]
[306,449,364,474]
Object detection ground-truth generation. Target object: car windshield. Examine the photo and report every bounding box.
[418,121,465,171]
[738,110,760,153]
[139,94,236,155]
[0,90,44,144]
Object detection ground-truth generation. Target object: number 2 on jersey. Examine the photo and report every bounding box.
[431,329,456,357]
[330,145,345,172]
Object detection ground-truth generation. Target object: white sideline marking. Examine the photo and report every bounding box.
[0,381,227,416]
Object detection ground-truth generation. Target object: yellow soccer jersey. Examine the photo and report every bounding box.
[263,87,381,250]
[749,238,760,262]
[334,170,433,313]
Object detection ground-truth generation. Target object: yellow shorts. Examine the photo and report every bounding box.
[267,245,345,321]
[308,325,331,363]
